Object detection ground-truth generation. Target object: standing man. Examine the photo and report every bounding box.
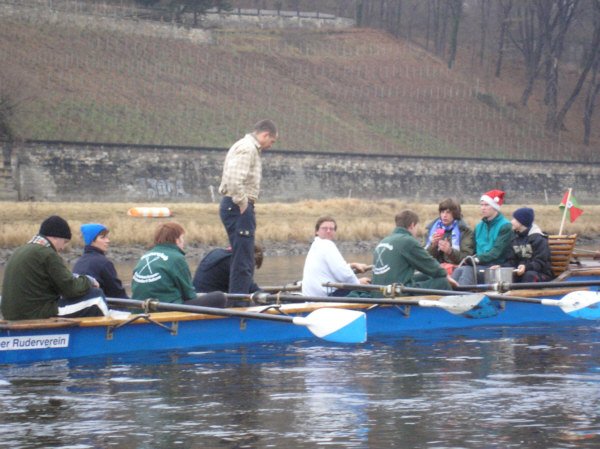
[371,209,453,295]
[218,119,278,293]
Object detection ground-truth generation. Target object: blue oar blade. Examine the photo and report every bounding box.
[293,308,367,343]
[549,291,600,320]
[462,296,498,319]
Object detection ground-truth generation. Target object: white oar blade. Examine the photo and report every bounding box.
[420,294,498,318]
[293,308,367,343]
[546,290,600,320]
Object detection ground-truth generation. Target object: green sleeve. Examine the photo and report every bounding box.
[46,251,91,299]
[477,223,513,265]
[408,239,447,278]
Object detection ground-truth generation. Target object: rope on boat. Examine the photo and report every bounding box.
[142,298,157,313]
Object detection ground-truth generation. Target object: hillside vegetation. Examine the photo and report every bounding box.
[0,0,598,161]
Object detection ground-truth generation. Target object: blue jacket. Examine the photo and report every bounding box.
[193,248,260,293]
[73,246,128,299]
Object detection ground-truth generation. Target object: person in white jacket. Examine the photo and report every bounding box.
[302,216,371,297]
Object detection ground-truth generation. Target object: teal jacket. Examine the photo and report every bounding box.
[372,227,447,287]
[1,235,91,320]
[131,243,197,304]
[474,213,513,265]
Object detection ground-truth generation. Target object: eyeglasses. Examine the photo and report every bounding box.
[320,227,336,232]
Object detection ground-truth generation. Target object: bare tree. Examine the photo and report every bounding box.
[537,0,580,131]
[447,0,463,69]
[495,0,513,77]
[552,0,600,134]
[508,1,544,106]
[584,1,600,144]
[477,0,491,66]
[0,71,27,143]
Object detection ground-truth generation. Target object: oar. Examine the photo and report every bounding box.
[106,297,366,344]
[323,281,467,297]
[453,279,600,292]
[323,282,600,321]
[490,290,600,320]
[232,292,499,319]
[261,283,302,293]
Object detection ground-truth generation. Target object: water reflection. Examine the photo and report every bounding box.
[2,326,600,448]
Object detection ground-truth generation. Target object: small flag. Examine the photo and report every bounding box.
[559,190,583,223]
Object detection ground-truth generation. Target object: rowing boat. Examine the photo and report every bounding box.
[1,265,599,365]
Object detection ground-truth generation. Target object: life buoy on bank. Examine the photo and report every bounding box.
[127,207,172,218]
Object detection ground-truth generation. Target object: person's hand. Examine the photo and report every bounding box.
[447,275,459,288]
[84,274,99,288]
[430,232,442,246]
[240,203,248,214]
[358,277,371,285]
[490,264,500,269]
[516,264,526,276]
[438,239,451,255]
[350,262,369,273]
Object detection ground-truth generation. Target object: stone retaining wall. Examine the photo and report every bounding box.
[3,141,599,205]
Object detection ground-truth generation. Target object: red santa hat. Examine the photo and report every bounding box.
[480,190,505,211]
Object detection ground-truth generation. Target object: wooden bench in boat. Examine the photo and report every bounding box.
[548,234,578,278]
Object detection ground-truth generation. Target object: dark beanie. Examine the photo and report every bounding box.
[39,216,72,240]
[513,207,534,228]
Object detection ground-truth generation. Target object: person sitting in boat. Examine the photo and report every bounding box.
[1,216,112,320]
[371,209,453,295]
[424,198,475,272]
[451,190,513,286]
[193,245,263,294]
[73,223,129,299]
[492,207,553,283]
[302,215,371,297]
[131,222,226,308]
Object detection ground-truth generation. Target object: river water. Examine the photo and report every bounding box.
[2,254,600,448]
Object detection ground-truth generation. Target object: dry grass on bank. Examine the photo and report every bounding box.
[0,200,597,249]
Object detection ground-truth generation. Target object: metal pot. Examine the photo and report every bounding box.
[484,267,514,284]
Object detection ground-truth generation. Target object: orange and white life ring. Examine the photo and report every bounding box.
[127,207,171,218]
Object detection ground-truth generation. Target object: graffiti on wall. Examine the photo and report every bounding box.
[137,178,189,198]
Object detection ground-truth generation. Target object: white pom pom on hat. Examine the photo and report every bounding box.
[480,190,505,211]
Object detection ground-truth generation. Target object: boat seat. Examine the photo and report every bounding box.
[548,234,578,277]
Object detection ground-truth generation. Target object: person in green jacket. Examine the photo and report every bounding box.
[371,209,453,295]
[451,189,513,286]
[131,222,226,308]
[1,216,110,320]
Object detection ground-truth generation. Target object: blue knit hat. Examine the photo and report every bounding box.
[513,207,534,228]
[80,223,107,246]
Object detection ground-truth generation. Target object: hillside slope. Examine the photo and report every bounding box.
[0,1,597,161]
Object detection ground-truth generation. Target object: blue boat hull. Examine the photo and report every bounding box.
[1,279,598,364]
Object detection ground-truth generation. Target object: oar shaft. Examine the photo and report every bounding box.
[323,282,468,297]
[254,292,423,307]
[106,297,294,324]
[454,280,600,291]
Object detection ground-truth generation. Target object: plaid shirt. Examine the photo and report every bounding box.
[218,133,262,208]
